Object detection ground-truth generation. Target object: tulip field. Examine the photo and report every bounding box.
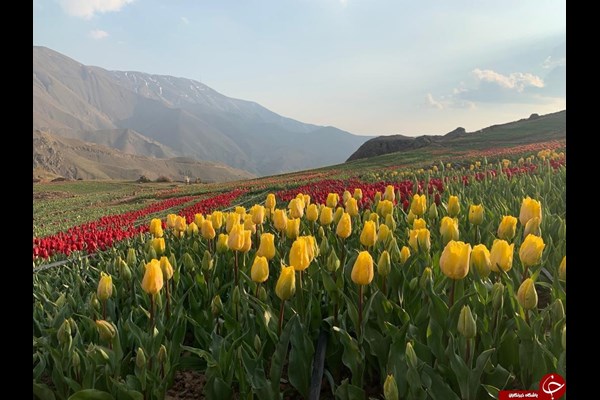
[33,142,566,400]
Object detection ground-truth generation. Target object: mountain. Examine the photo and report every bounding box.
[346,110,566,161]
[33,46,370,176]
[33,130,255,182]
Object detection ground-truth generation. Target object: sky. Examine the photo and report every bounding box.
[33,0,566,136]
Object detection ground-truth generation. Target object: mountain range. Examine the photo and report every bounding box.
[33,46,370,179]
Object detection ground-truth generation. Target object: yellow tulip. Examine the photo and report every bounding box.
[240,230,252,253]
[333,206,344,224]
[244,215,256,234]
[413,218,426,230]
[369,212,380,225]
[306,204,319,222]
[447,195,460,217]
[440,216,460,245]
[517,278,538,310]
[273,209,288,232]
[250,256,269,283]
[383,185,395,202]
[97,272,113,301]
[468,204,484,225]
[336,212,352,239]
[300,235,317,263]
[378,223,391,244]
[559,256,566,281]
[275,264,296,301]
[201,220,216,240]
[385,214,396,231]
[351,251,374,285]
[174,215,187,233]
[251,204,265,225]
[166,213,177,229]
[326,193,339,208]
[194,213,205,228]
[96,319,116,341]
[523,217,541,238]
[360,220,377,247]
[159,256,173,280]
[226,212,240,233]
[377,250,391,277]
[400,246,411,264]
[489,239,514,272]
[286,218,300,239]
[288,198,304,219]
[210,211,223,230]
[257,233,276,260]
[235,206,246,216]
[353,188,363,201]
[290,238,310,271]
[470,244,491,278]
[151,237,165,256]
[440,240,471,280]
[303,194,311,207]
[408,228,431,253]
[342,190,352,205]
[216,233,229,253]
[410,194,427,217]
[519,197,542,227]
[497,216,518,241]
[376,200,394,218]
[345,197,359,217]
[141,259,163,295]
[227,223,245,251]
[319,206,333,226]
[187,222,198,236]
[265,193,276,210]
[519,234,545,267]
[149,218,163,238]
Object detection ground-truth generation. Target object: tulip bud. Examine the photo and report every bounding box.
[551,299,565,323]
[558,256,566,281]
[194,213,205,228]
[345,197,359,217]
[149,218,164,238]
[319,207,333,226]
[257,233,276,260]
[228,223,245,251]
[333,206,344,224]
[306,204,319,222]
[360,220,377,248]
[160,256,173,281]
[135,347,146,370]
[127,248,137,268]
[336,212,352,239]
[327,250,340,272]
[201,250,213,272]
[232,286,241,306]
[400,246,411,265]
[428,202,438,220]
[376,200,394,218]
[251,204,265,225]
[470,244,491,278]
[150,237,165,256]
[523,217,541,238]
[182,252,195,272]
[447,195,460,217]
[561,325,566,350]
[405,342,418,369]
[491,282,504,311]
[275,265,296,301]
[240,229,252,253]
[216,234,229,253]
[211,295,223,317]
[383,185,395,202]
[319,236,330,256]
[265,193,276,210]
[519,197,542,227]
[254,334,262,354]
[385,214,396,232]
[468,204,484,225]
[258,286,267,302]
[409,277,418,290]
[118,258,132,281]
[201,220,216,240]
[326,193,339,208]
[457,305,477,339]
[141,259,163,295]
[410,194,427,217]
[517,278,538,310]
[384,374,399,400]
[377,251,391,277]
[90,294,100,311]
[419,267,433,290]
[57,319,72,346]
[97,272,113,301]
[440,217,460,245]
[158,345,167,364]
[369,212,379,225]
[387,237,401,263]
[286,218,300,240]
[377,224,391,246]
[72,351,80,370]
[490,239,514,272]
[317,226,325,238]
[497,216,518,241]
[211,211,224,230]
[96,320,117,342]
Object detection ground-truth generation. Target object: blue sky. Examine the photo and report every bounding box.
[33,0,566,136]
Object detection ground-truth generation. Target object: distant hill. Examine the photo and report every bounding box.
[33,130,255,182]
[33,46,370,176]
[347,110,566,161]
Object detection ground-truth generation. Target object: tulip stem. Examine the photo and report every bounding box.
[465,339,471,366]
[449,279,456,308]
[234,251,239,286]
[278,300,285,336]
[165,281,171,319]
[358,285,363,337]
[521,265,529,281]
[255,282,260,298]
[102,300,107,321]
[149,295,155,331]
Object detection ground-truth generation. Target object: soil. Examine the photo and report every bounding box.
[165,370,207,400]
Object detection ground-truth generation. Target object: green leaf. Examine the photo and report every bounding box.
[334,378,366,400]
[68,389,115,400]
[288,318,314,398]
[33,381,56,400]
[269,314,297,395]
[334,326,364,387]
[482,384,500,399]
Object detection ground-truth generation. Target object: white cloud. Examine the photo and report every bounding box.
[424,93,475,111]
[472,68,544,92]
[542,56,566,69]
[89,29,109,39]
[340,0,348,6]
[59,0,135,19]
[425,93,444,110]
[181,16,190,24]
